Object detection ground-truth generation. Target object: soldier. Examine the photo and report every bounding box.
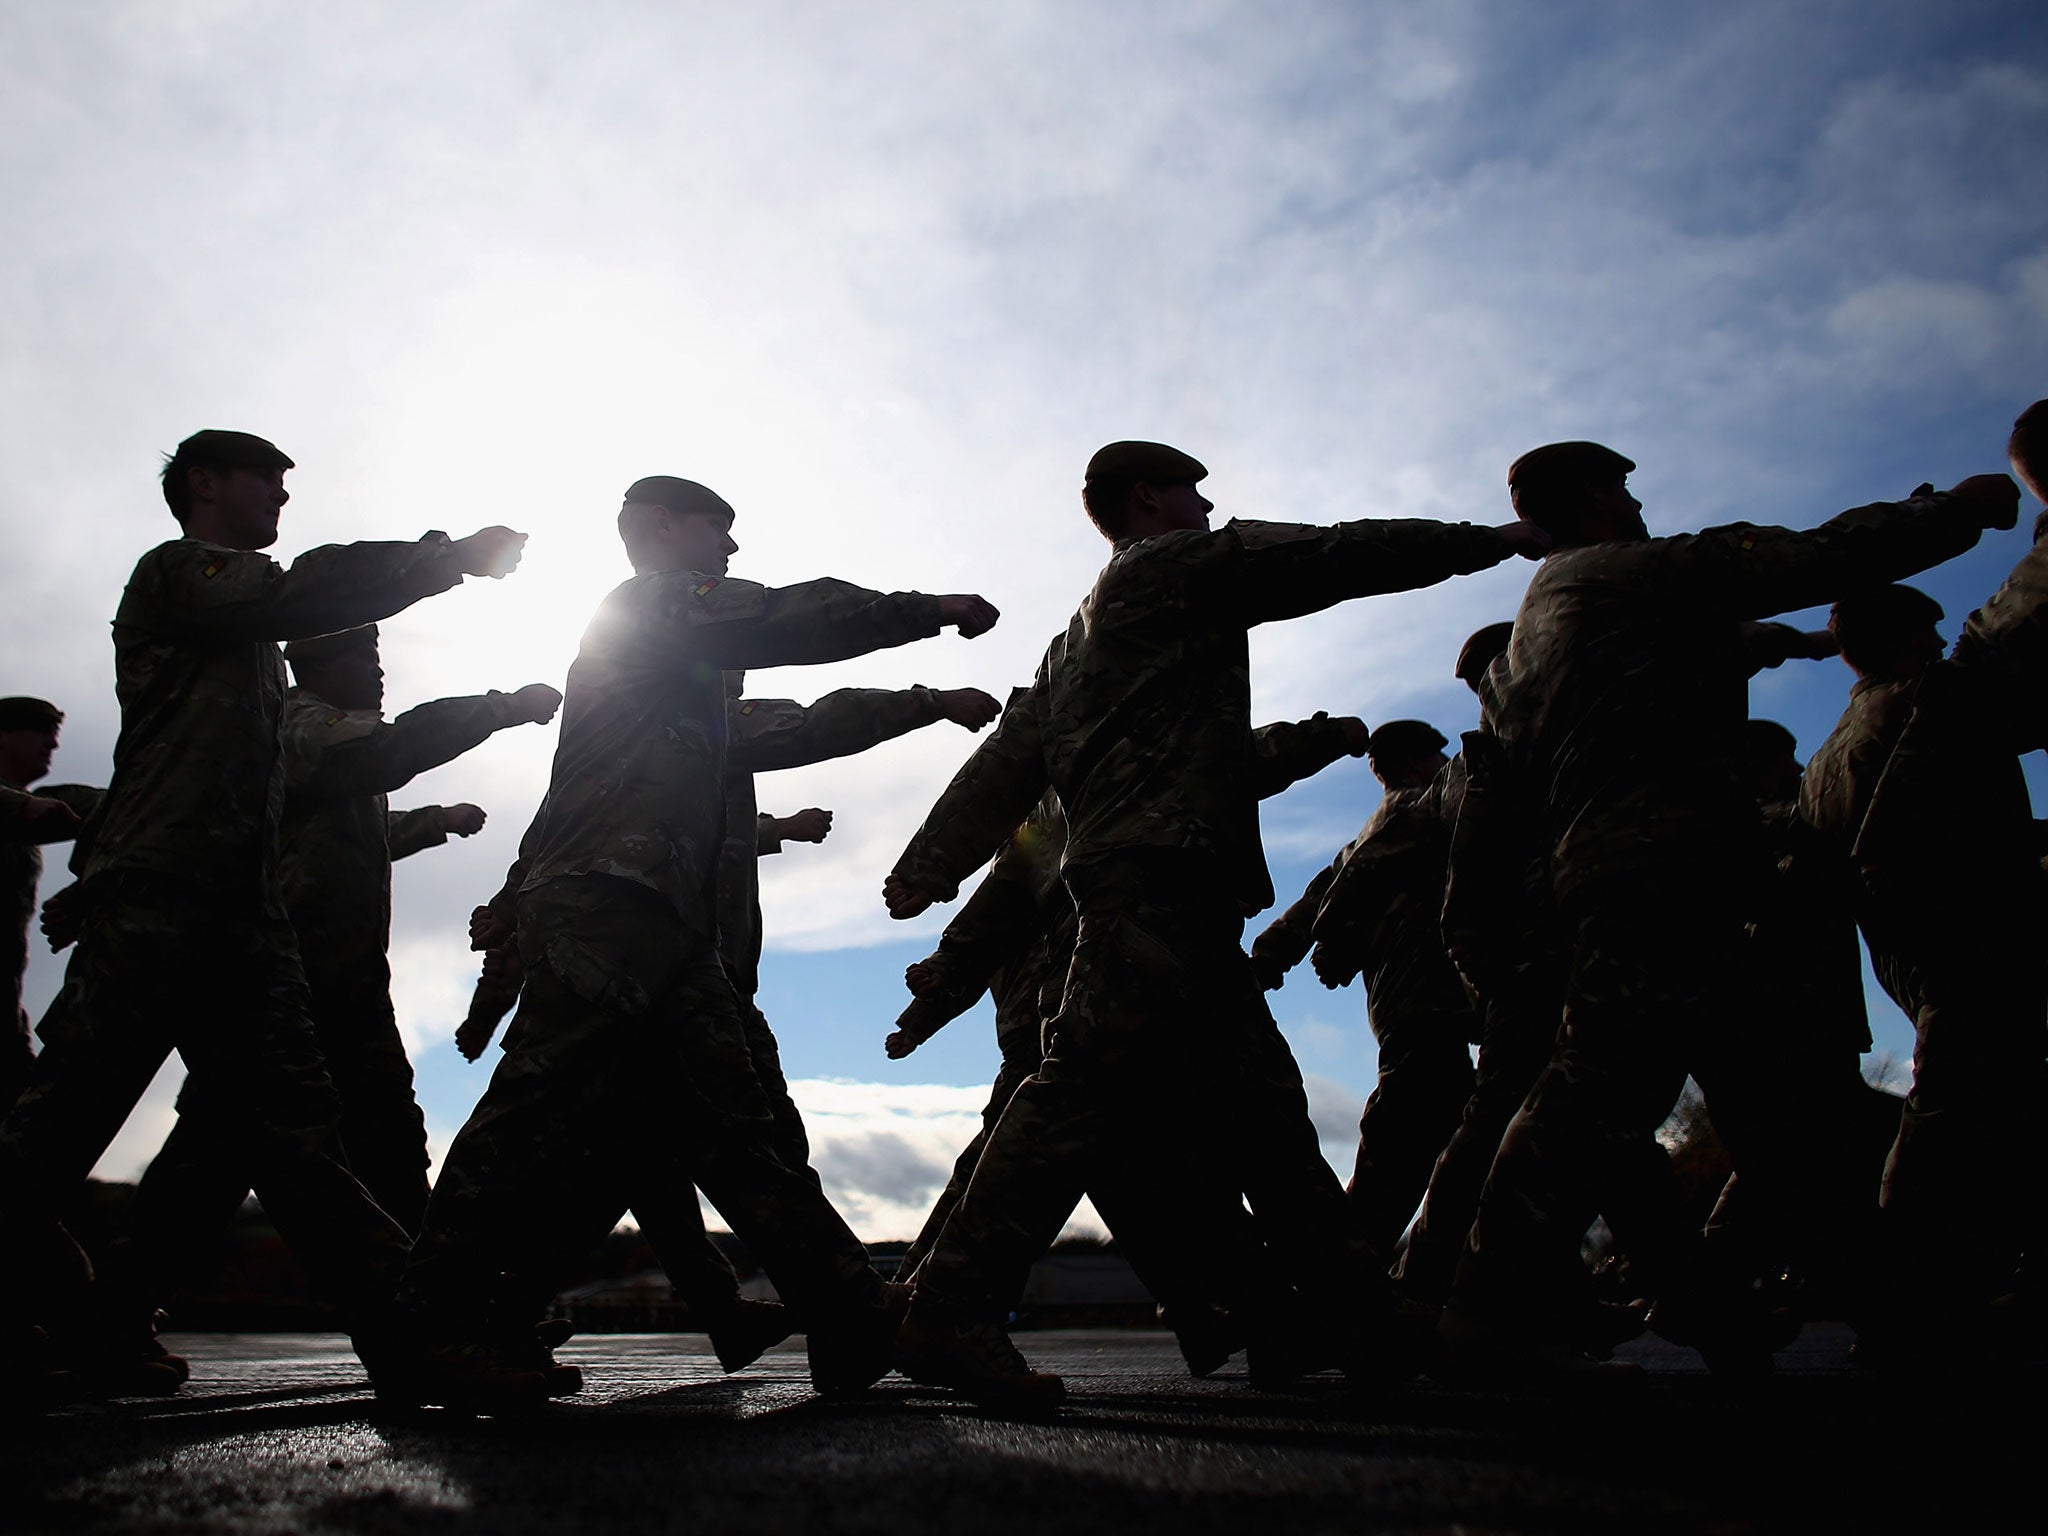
[1438,440,2016,1374]
[101,624,562,1356]
[469,676,1004,1376]
[0,429,528,1391]
[1253,719,1479,1261]
[1806,577,2046,1362]
[884,439,1546,1409]
[890,711,1369,1379]
[0,698,99,1111]
[393,473,999,1409]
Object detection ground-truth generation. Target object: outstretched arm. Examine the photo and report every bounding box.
[287,684,560,797]
[888,678,1051,916]
[127,526,528,644]
[1249,713,1370,798]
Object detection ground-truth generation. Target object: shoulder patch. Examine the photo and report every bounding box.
[1738,532,1759,551]
[694,577,720,597]
[326,710,349,725]
[738,700,757,715]
[201,558,227,578]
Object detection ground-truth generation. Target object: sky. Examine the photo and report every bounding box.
[3,0,2045,1241]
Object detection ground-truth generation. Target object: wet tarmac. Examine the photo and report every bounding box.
[7,1326,2037,1535]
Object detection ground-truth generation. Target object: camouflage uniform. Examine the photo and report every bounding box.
[399,569,948,1343]
[1805,653,2047,1322]
[573,684,964,1321]
[3,783,98,1109]
[1254,768,1479,1257]
[1446,491,1990,1342]
[891,515,1517,1323]
[0,533,474,1320]
[899,714,1359,1311]
[123,681,534,1284]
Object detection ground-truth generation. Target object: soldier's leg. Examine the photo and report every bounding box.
[170,912,409,1322]
[896,1046,1036,1283]
[1347,1011,1479,1258]
[738,1002,815,1184]
[1445,894,1709,1347]
[307,965,431,1237]
[1879,964,2047,1327]
[1397,969,1560,1305]
[94,1081,255,1345]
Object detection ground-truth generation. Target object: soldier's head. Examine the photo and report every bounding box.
[1081,441,1212,542]
[285,626,383,712]
[1365,720,1448,790]
[1740,718,1802,805]
[1507,442,1642,547]
[1454,622,1514,697]
[618,476,739,577]
[1828,584,1945,681]
[0,696,63,786]
[2009,399,2048,511]
[160,430,294,550]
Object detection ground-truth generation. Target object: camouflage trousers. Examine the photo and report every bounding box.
[1866,915,2048,1316]
[107,957,433,1323]
[915,855,1380,1321]
[1347,1005,1477,1259]
[398,875,881,1342]
[541,997,820,1323]
[1447,860,1733,1340]
[0,874,408,1320]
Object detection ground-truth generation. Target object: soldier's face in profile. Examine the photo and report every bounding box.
[324,651,384,712]
[0,723,58,785]
[1152,481,1214,533]
[1587,477,1646,540]
[210,465,289,549]
[618,503,737,576]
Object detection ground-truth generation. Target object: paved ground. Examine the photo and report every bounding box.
[6,1325,2037,1535]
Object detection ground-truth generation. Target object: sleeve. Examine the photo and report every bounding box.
[126,535,470,643]
[484,800,549,929]
[1180,518,1514,629]
[1949,534,2048,750]
[1663,492,1986,619]
[1248,714,1360,798]
[1311,801,1433,944]
[387,807,449,860]
[891,674,1051,903]
[729,686,947,772]
[1249,851,1346,974]
[890,992,970,1049]
[289,693,524,796]
[913,844,1046,1003]
[632,572,946,671]
[756,813,783,856]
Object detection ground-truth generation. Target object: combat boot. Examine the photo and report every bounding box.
[366,1338,559,1414]
[1158,1302,1243,1379]
[806,1282,908,1399]
[1432,1305,1644,1385]
[707,1298,794,1374]
[894,1297,1065,1415]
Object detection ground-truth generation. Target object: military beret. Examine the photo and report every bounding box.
[167,429,295,473]
[1506,441,1635,491]
[1454,622,1515,684]
[1084,441,1208,486]
[284,624,379,668]
[1365,720,1449,760]
[622,476,736,525]
[0,696,63,732]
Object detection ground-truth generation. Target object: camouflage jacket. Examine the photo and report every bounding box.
[1485,492,1986,880]
[516,570,943,932]
[892,518,1509,912]
[1254,771,1477,1036]
[716,685,949,995]
[73,534,471,905]
[277,684,527,968]
[1748,797,1871,1055]
[4,782,100,1031]
[898,714,1365,1051]
[1952,530,2048,748]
